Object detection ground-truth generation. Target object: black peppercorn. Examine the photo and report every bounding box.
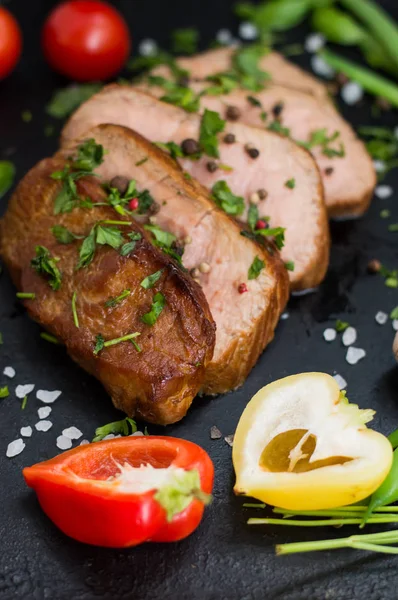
[324,167,334,176]
[223,133,236,144]
[226,105,241,121]
[245,143,260,159]
[181,138,200,155]
[206,161,218,173]
[110,176,130,196]
[272,102,284,117]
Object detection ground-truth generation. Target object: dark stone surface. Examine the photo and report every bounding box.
[0,1,398,599]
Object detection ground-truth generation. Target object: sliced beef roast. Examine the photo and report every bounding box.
[62,124,289,395]
[0,155,216,425]
[149,50,376,218]
[62,87,329,291]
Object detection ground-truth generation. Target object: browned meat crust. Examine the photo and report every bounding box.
[62,125,290,395]
[0,157,216,425]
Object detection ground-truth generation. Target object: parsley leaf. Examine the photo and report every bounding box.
[96,225,124,249]
[171,28,199,55]
[204,73,239,96]
[31,246,62,291]
[46,83,102,119]
[268,120,291,136]
[284,261,295,271]
[247,95,262,107]
[0,161,15,199]
[232,44,270,91]
[94,332,140,355]
[144,224,176,248]
[211,181,245,216]
[105,289,131,308]
[285,178,295,189]
[51,225,83,244]
[248,256,265,280]
[199,109,226,158]
[141,292,166,326]
[120,232,142,256]
[158,82,200,112]
[129,51,188,80]
[73,138,104,171]
[77,227,97,269]
[335,319,350,332]
[92,416,137,442]
[298,129,345,159]
[77,222,129,269]
[0,386,9,399]
[247,203,259,232]
[155,141,184,159]
[141,269,164,290]
[256,226,285,250]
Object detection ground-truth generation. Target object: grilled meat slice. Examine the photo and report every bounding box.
[148,51,376,218]
[0,157,216,425]
[62,124,289,394]
[62,87,329,291]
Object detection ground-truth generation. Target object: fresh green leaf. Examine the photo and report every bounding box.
[155,141,184,159]
[144,224,176,248]
[298,129,345,158]
[77,227,97,269]
[92,416,137,442]
[105,289,131,308]
[93,334,105,355]
[285,261,295,271]
[268,120,290,136]
[232,44,270,91]
[31,246,62,291]
[0,386,9,399]
[0,161,15,199]
[161,86,200,113]
[235,0,311,34]
[51,225,83,244]
[120,232,142,257]
[96,225,124,250]
[141,269,164,290]
[211,180,245,216]
[199,109,226,158]
[247,203,259,232]
[390,307,398,320]
[204,73,239,96]
[336,319,350,332]
[256,226,285,250]
[247,95,262,107]
[72,138,104,172]
[46,83,102,118]
[312,6,366,45]
[141,292,166,326]
[154,468,211,522]
[248,256,265,280]
[129,51,188,80]
[285,178,295,189]
[171,28,199,55]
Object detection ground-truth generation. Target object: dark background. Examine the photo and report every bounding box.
[1,1,398,599]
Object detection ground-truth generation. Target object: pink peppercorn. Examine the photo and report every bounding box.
[255,219,268,230]
[238,283,248,294]
[129,198,139,211]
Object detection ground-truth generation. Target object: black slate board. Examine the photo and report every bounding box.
[1,1,398,598]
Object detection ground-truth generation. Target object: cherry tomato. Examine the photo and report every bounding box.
[41,0,131,82]
[0,7,22,80]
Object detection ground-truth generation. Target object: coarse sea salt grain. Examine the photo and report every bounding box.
[393,320,398,331]
[62,426,83,440]
[6,439,25,458]
[216,29,233,45]
[375,311,388,325]
[224,434,234,447]
[333,374,347,390]
[15,384,35,399]
[35,420,53,432]
[38,406,52,419]
[375,185,393,199]
[346,346,366,365]
[138,38,158,57]
[80,439,90,446]
[210,426,222,440]
[57,435,72,450]
[3,366,15,379]
[342,327,357,347]
[130,431,144,437]
[280,312,289,320]
[305,33,325,53]
[323,328,336,342]
[341,81,363,105]
[311,55,335,79]
[373,160,386,173]
[239,22,258,40]
[36,390,61,403]
[20,426,32,437]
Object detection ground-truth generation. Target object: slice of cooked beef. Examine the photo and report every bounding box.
[62,125,289,395]
[153,47,327,98]
[62,87,329,291]
[147,52,376,218]
[0,156,216,425]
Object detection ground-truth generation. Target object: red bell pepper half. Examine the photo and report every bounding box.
[23,436,214,547]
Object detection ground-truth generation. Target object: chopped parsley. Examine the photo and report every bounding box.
[285,178,295,189]
[335,319,350,332]
[298,129,345,158]
[247,203,259,232]
[141,269,164,290]
[144,224,183,264]
[147,75,200,113]
[31,246,62,291]
[284,261,295,271]
[388,224,398,232]
[40,332,59,344]
[21,396,28,410]
[0,386,9,399]
[135,157,148,167]
[71,292,79,328]
[120,232,142,257]
[141,292,166,326]
[390,307,398,320]
[128,50,189,81]
[0,161,15,199]
[46,83,102,118]
[255,226,285,250]
[16,292,36,300]
[211,180,245,216]
[204,73,239,96]
[380,265,398,288]
[268,120,290,136]
[77,221,131,269]
[92,416,138,442]
[51,225,83,244]
[107,180,154,216]
[51,139,104,214]
[155,141,184,159]
[171,28,199,55]
[247,95,262,107]
[232,44,270,91]
[359,126,398,179]
[105,289,131,308]
[248,256,265,280]
[93,332,141,355]
[199,109,226,158]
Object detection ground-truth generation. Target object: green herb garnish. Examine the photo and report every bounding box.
[141,269,164,290]
[248,256,265,280]
[31,246,62,291]
[211,180,245,216]
[135,157,148,167]
[285,178,296,189]
[256,226,285,250]
[0,161,15,199]
[171,28,199,54]
[72,292,79,328]
[0,386,9,398]
[77,221,131,269]
[247,95,262,107]
[336,319,350,332]
[141,292,166,326]
[129,51,189,81]
[93,332,141,355]
[298,129,345,159]
[46,83,102,118]
[105,289,131,308]
[92,416,138,442]
[120,232,142,257]
[247,203,259,232]
[40,332,60,344]
[390,307,398,320]
[16,292,36,300]
[267,120,291,137]
[21,396,28,410]
[199,109,226,158]
[285,261,295,271]
[51,225,83,244]
[155,141,184,159]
